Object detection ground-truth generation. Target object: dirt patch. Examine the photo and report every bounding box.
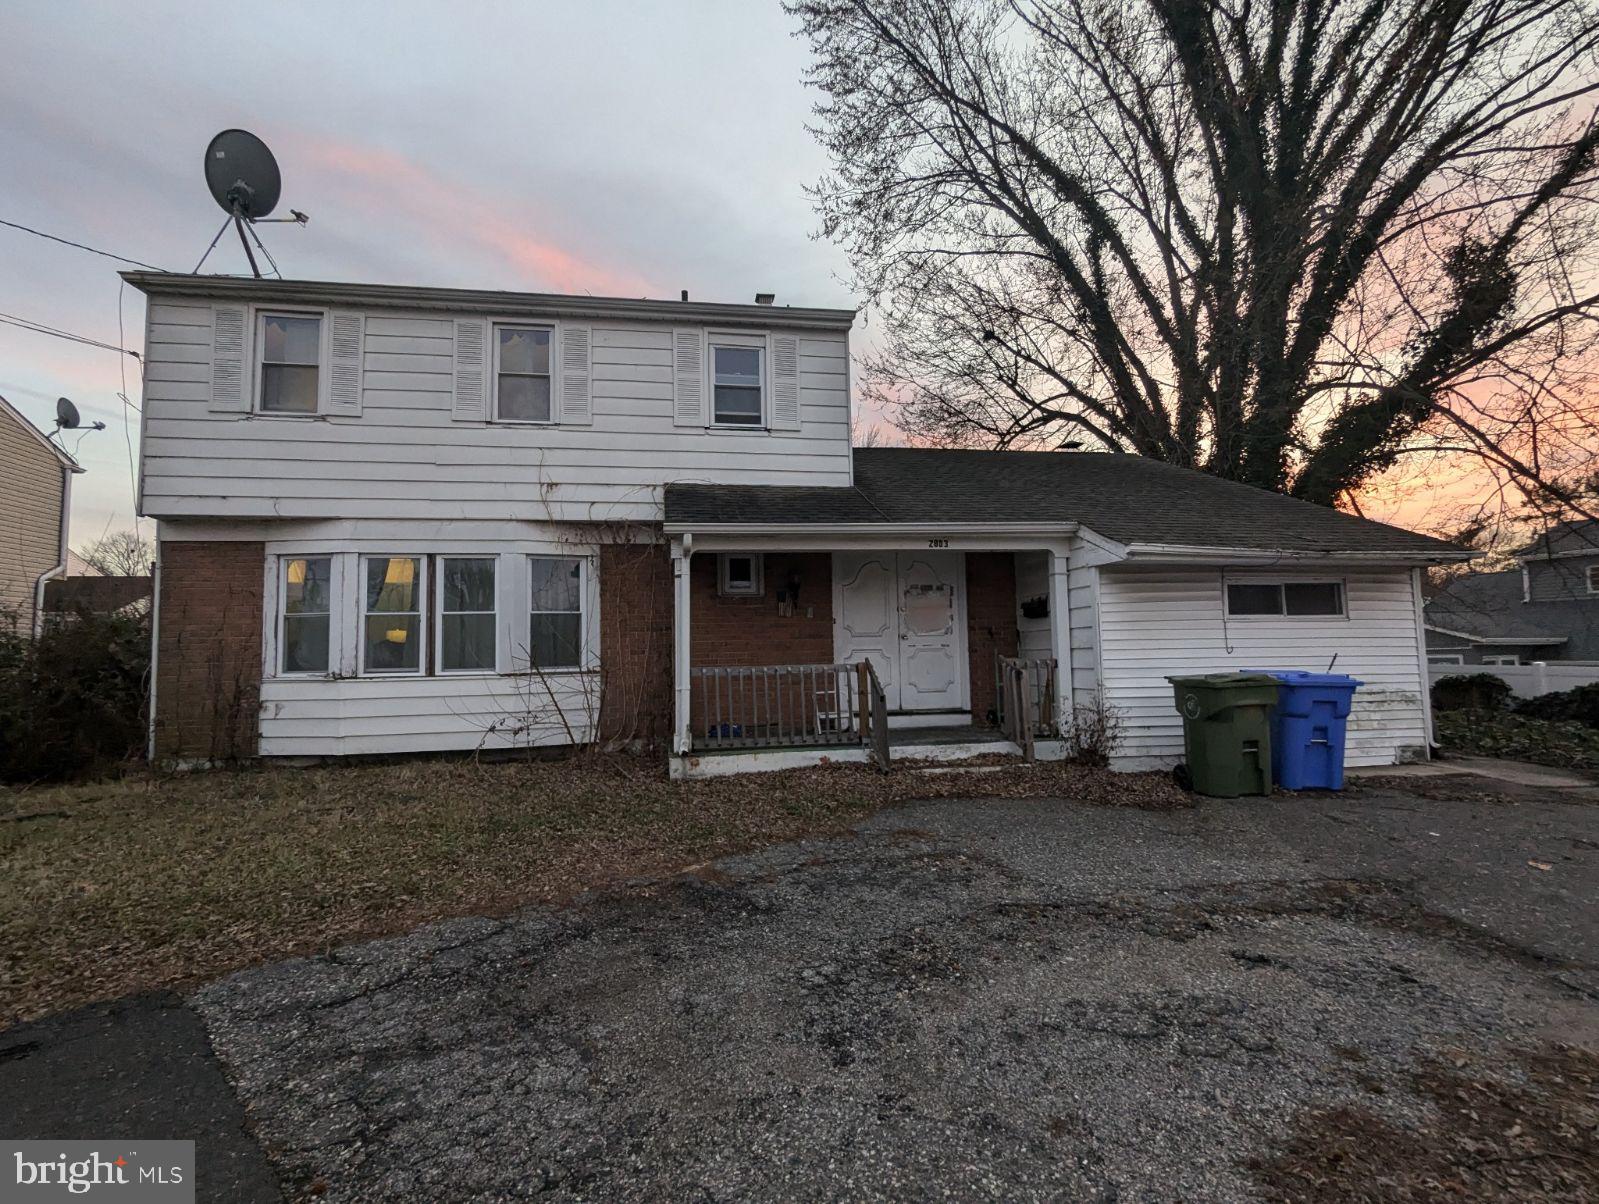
[0,753,1186,1027]
[1354,772,1596,808]
[1251,1045,1599,1201]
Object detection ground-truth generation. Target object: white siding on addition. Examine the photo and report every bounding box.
[1096,565,1428,770]
[139,299,853,523]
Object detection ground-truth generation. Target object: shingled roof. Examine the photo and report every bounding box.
[665,448,1464,559]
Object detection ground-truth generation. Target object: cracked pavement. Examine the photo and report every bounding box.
[183,786,1598,1201]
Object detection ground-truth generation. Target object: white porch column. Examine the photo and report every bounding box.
[1047,544,1074,731]
[671,535,693,755]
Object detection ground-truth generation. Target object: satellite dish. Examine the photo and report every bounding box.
[204,129,281,220]
[55,397,80,430]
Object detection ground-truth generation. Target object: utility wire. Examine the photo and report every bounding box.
[0,217,167,272]
[0,311,143,358]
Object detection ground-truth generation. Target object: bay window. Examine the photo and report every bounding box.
[439,557,497,673]
[362,556,425,674]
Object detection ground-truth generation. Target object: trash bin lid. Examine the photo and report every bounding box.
[1244,669,1364,688]
[1167,673,1283,689]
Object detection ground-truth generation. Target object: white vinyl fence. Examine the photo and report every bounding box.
[1428,661,1599,699]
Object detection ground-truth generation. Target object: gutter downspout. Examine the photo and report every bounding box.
[146,533,162,765]
[32,464,72,637]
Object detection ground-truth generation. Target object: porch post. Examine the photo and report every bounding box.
[1047,544,1074,732]
[672,535,693,755]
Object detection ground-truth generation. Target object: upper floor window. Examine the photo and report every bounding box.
[711,344,763,426]
[1588,564,1598,595]
[1226,580,1346,618]
[258,313,322,414]
[495,325,553,422]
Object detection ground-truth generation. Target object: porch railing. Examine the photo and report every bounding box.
[995,654,1058,760]
[692,662,891,770]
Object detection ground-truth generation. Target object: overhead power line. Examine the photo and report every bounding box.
[0,216,168,272]
[0,310,143,358]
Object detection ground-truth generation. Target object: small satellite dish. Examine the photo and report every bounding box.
[55,397,80,430]
[204,129,281,220]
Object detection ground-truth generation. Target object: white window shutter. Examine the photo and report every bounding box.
[452,318,488,422]
[770,333,801,430]
[327,311,364,417]
[673,328,705,427]
[209,305,249,413]
[558,323,593,424]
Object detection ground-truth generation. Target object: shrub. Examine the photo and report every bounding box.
[1513,682,1599,730]
[1430,672,1513,714]
[0,606,150,783]
[1062,691,1124,767]
[1434,710,1599,771]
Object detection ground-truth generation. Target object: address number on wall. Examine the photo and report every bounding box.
[927,538,950,548]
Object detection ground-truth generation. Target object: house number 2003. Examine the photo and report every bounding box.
[927,538,950,548]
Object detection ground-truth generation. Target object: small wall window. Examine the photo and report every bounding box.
[438,557,497,673]
[1481,654,1521,666]
[280,556,332,673]
[1226,580,1346,618]
[529,556,583,670]
[1427,654,1465,666]
[258,312,322,413]
[494,325,553,422]
[711,344,763,426]
[1587,564,1598,595]
[362,556,425,674]
[718,553,764,597]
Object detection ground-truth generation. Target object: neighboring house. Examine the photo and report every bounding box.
[0,394,83,635]
[1425,520,1599,666]
[125,271,1470,773]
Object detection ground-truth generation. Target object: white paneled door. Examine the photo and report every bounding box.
[834,551,966,711]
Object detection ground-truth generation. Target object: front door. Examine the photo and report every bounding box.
[834,551,966,711]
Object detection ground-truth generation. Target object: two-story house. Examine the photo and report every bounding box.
[0,394,82,636]
[1425,520,1599,666]
[127,272,1470,775]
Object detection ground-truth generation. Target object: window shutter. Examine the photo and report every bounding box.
[770,333,801,430]
[452,318,488,422]
[327,311,364,417]
[672,328,705,427]
[558,323,593,425]
[209,305,249,413]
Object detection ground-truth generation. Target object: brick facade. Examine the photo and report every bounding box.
[964,551,1019,726]
[598,541,674,745]
[154,540,264,762]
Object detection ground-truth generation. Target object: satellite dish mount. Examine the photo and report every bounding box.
[203,129,302,278]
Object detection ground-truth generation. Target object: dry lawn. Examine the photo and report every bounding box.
[0,754,1187,1028]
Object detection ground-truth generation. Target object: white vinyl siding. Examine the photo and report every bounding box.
[140,302,852,522]
[1096,566,1428,770]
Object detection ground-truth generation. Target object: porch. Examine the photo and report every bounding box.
[663,520,1076,778]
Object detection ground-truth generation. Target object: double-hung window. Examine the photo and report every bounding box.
[1226,581,1346,618]
[1587,564,1599,595]
[439,557,497,673]
[280,556,332,674]
[711,343,763,426]
[258,312,322,414]
[529,556,583,670]
[494,324,553,422]
[362,556,425,674]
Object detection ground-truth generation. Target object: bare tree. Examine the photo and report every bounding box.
[789,0,1599,521]
[78,530,153,577]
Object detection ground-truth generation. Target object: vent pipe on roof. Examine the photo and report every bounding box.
[680,290,689,302]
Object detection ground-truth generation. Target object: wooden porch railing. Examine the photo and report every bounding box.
[692,662,891,770]
[995,654,1058,761]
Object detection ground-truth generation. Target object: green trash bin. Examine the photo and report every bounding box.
[1167,673,1280,797]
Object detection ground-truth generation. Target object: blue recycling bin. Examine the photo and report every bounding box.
[1247,670,1363,790]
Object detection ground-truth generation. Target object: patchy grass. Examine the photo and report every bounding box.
[1434,710,1599,772]
[1251,1044,1599,1202]
[0,754,1187,1027]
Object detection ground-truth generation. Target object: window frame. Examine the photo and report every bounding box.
[253,307,329,417]
[707,334,768,429]
[1224,578,1348,620]
[1481,654,1521,667]
[491,320,557,425]
[435,555,500,676]
[276,554,335,677]
[717,553,764,597]
[1587,564,1599,595]
[1427,653,1465,666]
[358,554,429,677]
[527,554,588,673]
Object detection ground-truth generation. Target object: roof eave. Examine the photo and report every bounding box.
[1120,542,1473,565]
[120,272,859,332]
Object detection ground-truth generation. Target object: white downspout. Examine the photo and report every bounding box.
[1047,543,1074,730]
[32,465,72,637]
[672,533,693,758]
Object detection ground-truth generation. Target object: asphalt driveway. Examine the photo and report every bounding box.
[7,779,1597,1201]
[188,781,1598,1201]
